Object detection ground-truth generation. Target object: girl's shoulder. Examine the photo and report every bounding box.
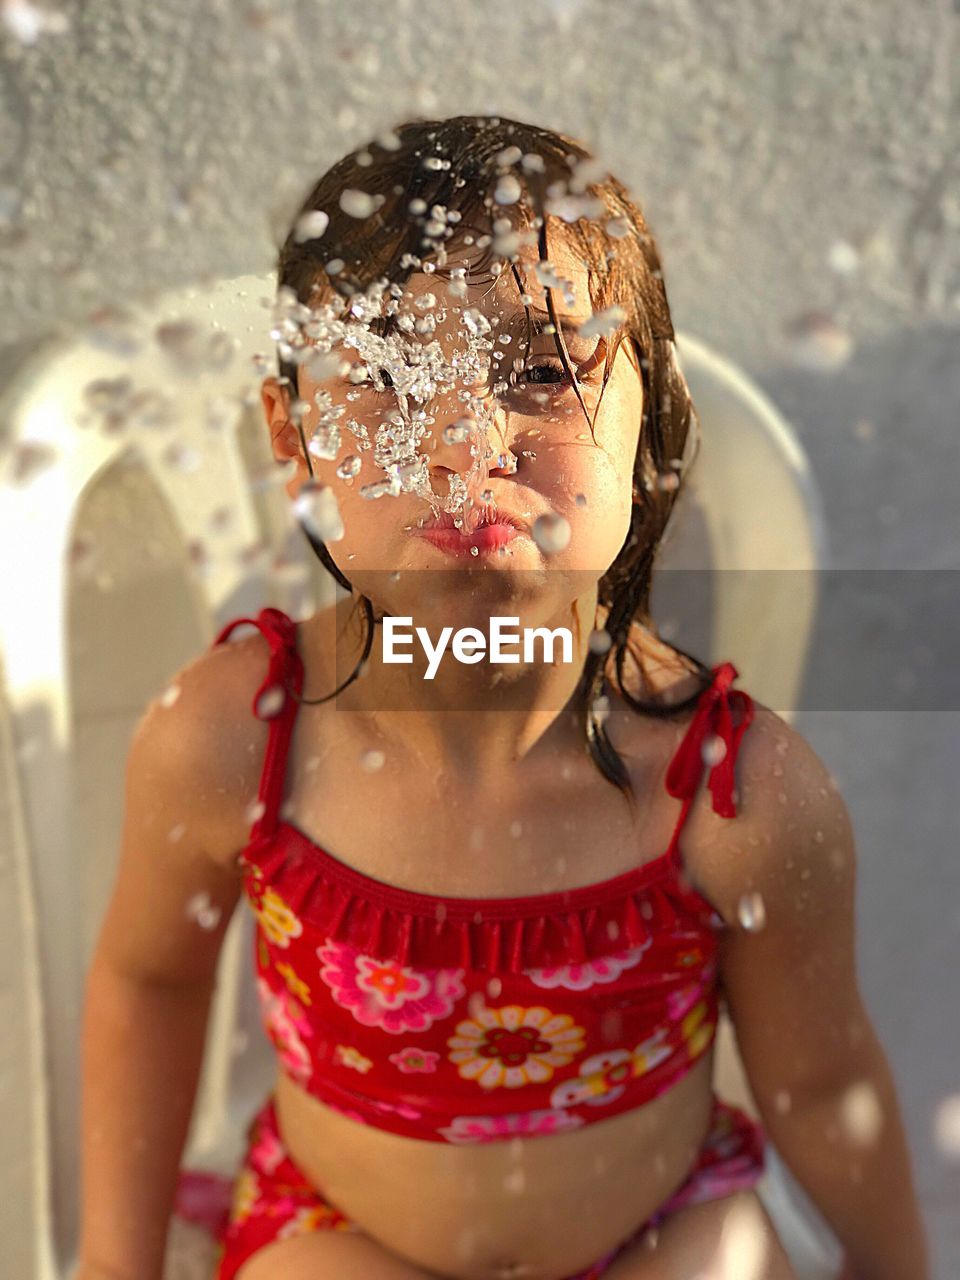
[177,601,348,857]
[132,624,279,866]
[679,697,854,928]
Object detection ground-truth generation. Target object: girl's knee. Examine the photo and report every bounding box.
[604,1189,797,1280]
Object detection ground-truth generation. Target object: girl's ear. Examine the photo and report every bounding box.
[261,376,300,464]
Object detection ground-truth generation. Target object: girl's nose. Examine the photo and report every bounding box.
[426,409,519,494]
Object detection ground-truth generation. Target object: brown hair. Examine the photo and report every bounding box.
[272,113,713,817]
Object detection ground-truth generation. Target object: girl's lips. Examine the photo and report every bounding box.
[414,524,523,555]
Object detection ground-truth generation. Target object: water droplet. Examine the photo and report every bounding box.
[185,892,221,931]
[245,799,267,825]
[294,210,330,242]
[934,1094,960,1159]
[336,455,361,480]
[255,686,285,719]
[853,418,876,442]
[2,0,70,42]
[360,748,385,772]
[84,307,143,358]
[443,418,473,445]
[9,442,58,485]
[503,1166,526,1193]
[495,145,523,168]
[783,311,853,371]
[773,1089,792,1114]
[701,733,728,768]
[576,306,627,339]
[155,320,232,375]
[339,189,383,219]
[532,512,570,554]
[360,477,401,500]
[486,976,503,999]
[162,441,202,473]
[828,240,860,276]
[168,823,186,843]
[588,628,612,655]
[509,819,523,838]
[493,174,522,206]
[160,684,181,709]
[737,892,766,932]
[840,1081,884,1147]
[592,694,611,725]
[293,483,344,541]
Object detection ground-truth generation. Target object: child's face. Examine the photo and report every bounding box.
[262,234,642,613]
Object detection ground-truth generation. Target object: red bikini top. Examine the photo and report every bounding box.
[215,606,755,1144]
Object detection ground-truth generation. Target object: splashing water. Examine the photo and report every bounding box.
[737,892,766,932]
[839,1080,884,1147]
[294,210,330,243]
[933,1095,960,1159]
[532,512,571,554]
[160,684,181,709]
[185,892,222,931]
[254,686,285,719]
[588,628,612,655]
[293,483,344,542]
[266,192,624,547]
[244,799,267,825]
[701,733,728,769]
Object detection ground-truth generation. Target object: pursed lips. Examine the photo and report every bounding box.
[416,506,529,534]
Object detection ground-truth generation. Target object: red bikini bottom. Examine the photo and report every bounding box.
[190,1093,766,1280]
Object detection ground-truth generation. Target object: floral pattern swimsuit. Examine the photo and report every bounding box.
[174,607,767,1280]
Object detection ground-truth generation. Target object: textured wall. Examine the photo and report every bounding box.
[1,0,958,370]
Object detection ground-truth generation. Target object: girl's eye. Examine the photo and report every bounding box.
[514,349,604,395]
[523,361,568,387]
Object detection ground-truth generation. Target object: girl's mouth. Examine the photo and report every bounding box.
[414,523,522,555]
[411,505,529,556]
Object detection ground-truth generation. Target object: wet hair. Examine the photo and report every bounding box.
[272,113,714,818]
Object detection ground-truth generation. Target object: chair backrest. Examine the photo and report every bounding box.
[0,276,825,1280]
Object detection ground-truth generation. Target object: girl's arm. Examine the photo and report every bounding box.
[76,668,245,1280]
[708,709,930,1280]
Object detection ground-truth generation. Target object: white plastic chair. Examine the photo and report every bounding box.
[0,275,840,1280]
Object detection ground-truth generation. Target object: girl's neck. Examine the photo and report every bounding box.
[322,587,601,786]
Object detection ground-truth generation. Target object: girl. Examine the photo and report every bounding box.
[77,116,928,1280]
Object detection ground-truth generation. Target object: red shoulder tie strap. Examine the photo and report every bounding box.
[664,662,754,861]
[211,606,305,843]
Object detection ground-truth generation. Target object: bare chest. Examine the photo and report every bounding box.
[271,699,695,901]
